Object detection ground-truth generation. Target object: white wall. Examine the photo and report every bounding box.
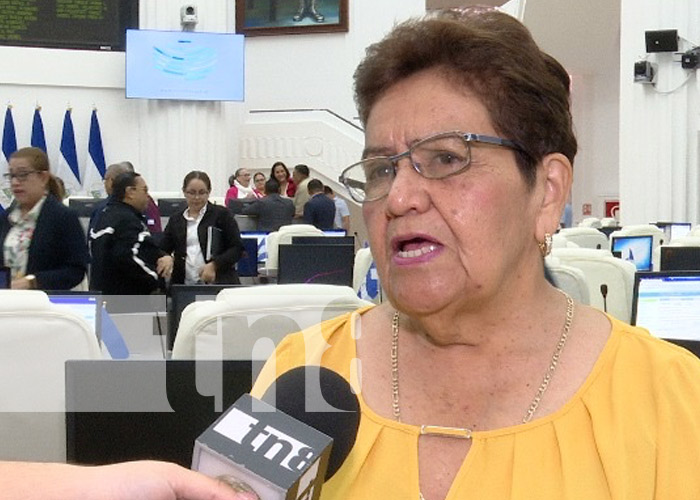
[0,0,423,198]
[619,0,700,225]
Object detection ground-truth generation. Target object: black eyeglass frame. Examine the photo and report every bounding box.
[338,131,526,203]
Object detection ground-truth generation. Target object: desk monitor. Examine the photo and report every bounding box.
[167,284,243,351]
[237,237,259,277]
[277,243,354,287]
[68,198,106,218]
[660,246,700,271]
[241,231,270,262]
[323,229,347,237]
[66,360,262,467]
[47,292,102,342]
[292,235,355,246]
[157,198,187,217]
[654,222,692,242]
[0,267,9,289]
[631,271,700,343]
[611,235,653,271]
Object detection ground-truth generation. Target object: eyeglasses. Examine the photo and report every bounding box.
[338,131,525,203]
[184,190,209,198]
[3,170,39,182]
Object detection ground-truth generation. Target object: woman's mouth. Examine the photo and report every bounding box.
[397,240,438,258]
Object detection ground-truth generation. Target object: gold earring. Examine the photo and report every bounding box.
[538,233,553,257]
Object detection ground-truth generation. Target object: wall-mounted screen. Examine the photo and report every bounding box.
[126,29,245,101]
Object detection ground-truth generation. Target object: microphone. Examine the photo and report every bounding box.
[192,366,360,500]
[600,283,608,313]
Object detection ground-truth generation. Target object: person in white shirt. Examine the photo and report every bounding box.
[324,185,351,232]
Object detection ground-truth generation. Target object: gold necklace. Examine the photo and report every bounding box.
[391,291,575,435]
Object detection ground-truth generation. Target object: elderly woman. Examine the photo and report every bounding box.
[160,170,243,285]
[0,147,88,289]
[252,9,700,500]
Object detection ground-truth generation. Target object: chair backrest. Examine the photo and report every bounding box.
[265,224,325,272]
[578,217,602,228]
[558,227,609,250]
[0,290,102,462]
[171,284,372,359]
[551,248,636,322]
[545,256,591,305]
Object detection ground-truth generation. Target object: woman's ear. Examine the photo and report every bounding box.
[535,152,573,238]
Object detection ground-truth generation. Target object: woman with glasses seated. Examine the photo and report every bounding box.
[159,171,243,285]
[251,8,700,500]
[0,147,88,290]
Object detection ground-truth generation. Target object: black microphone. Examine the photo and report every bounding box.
[192,366,360,500]
[600,283,608,313]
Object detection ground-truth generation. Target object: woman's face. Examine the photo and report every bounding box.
[254,173,265,192]
[183,178,210,213]
[273,165,288,183]
[362,69,544,317]
[8,157,48,210]
[236,169,252,187]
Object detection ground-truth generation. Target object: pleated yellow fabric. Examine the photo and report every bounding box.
[251,307,700,499]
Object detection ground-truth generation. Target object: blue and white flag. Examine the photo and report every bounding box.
[57,109,82,196]
[31,107,47,152]
[358,260,380,301]
[1,106,17,208]
[83,109,106,198]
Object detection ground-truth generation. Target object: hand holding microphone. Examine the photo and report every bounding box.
[192,366,360,500]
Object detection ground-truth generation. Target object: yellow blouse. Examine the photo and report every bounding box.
[251,306,700,499]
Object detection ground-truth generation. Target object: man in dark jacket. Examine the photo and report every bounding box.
[241,178,295,232]
[89,172,168,294]
[303,179,335,230]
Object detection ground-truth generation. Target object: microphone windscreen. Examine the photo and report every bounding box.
[600,284,608,297]
[262,366,360,480]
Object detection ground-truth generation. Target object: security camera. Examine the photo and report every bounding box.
[181,4,198,26]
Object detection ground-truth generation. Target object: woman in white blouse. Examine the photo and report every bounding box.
[160,171,243,285]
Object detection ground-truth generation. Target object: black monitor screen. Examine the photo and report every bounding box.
[69,198,106,218]
[277,244,354,287]
[291,236,355,246]
[0,267,10,289]
[167,284,243,350]
[157,198,187,217]
[660,246,700,271]
[237,237,259,277]
[66,360,262,467]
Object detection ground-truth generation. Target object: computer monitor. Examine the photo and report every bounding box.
[598,226,620,238]
[277,243,354,287]
[631,271,700,344]
[237,237,259,277]
[241,231,270,262]
[323,229,347,237]
[66,359,262,467]
[660,246,700,271]
[157,198,187,217]
[0,267,9,289]
[47,292,102,342]
[654,222,692,243]
[610,235,653,271]
[291,235,355,246]
[167,284,243,350]
[68,198,106,218]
